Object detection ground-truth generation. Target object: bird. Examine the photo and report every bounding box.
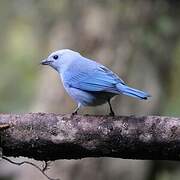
[41,49,150,116]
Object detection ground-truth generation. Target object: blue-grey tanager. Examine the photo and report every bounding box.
[41,49,150,116]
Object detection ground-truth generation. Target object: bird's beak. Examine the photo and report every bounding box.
[40,59,52,65]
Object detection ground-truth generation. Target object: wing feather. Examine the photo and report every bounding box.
[64,63,124,93]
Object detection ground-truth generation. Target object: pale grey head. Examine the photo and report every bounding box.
[41,49,80,72]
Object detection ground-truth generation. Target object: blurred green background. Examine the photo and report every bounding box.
[0,0,180,180]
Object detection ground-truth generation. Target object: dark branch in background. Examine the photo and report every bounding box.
[2,156,59,180]
[0,113,180,161]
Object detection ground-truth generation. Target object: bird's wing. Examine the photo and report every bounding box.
[65,64,125,92]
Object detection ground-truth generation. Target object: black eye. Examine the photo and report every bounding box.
[53,55,58,60]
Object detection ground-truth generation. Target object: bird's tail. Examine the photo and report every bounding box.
[116,83,151,100]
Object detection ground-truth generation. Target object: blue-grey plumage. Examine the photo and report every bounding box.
[41,49,151,116]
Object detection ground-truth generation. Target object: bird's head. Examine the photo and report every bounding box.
[41,49,80,72]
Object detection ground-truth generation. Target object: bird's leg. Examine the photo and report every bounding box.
[108,99,115,116]
[72,103,81,115]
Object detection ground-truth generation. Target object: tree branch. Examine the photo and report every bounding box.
[0,113,180,161]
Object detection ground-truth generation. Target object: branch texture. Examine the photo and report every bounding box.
[0,113,180,161]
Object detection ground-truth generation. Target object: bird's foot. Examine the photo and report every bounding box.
[72,111,77,116]
[109,111,115,116]
[72,104,81,116]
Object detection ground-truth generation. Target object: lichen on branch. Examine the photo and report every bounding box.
[0,113,180,161]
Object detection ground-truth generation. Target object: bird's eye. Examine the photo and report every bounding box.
[53,55,58,60]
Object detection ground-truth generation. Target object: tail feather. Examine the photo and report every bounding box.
[116,84,151,100]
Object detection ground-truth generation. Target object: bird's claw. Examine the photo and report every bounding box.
[72,111,77,116]
[109,112,115,116]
